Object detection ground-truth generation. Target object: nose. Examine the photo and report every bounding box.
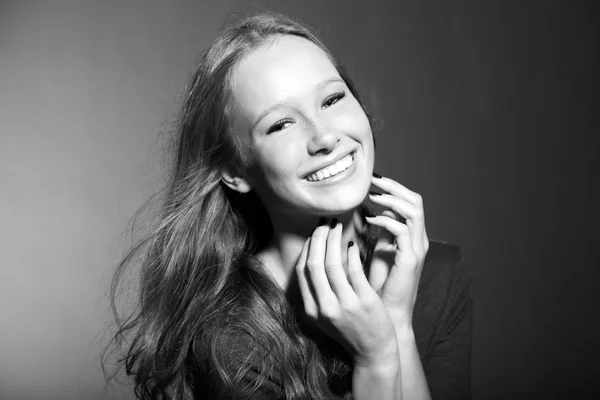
[306,119,340,155]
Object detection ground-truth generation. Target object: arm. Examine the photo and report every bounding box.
[352,339,402,400]
[392,322,431,400]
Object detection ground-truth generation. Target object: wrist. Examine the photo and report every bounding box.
[386,308,414,332]
[394,323,417,347]
[354,336,399,369]
[354,349,400,378]
[352,350,401,400]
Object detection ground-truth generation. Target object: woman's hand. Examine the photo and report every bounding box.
[366,174,430,329]
[295,218,398,366]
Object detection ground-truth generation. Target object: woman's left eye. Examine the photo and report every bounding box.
[322,92,346,108]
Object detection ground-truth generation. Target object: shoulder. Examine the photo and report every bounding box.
[414,240,473,351]
[419,239,469,293]
[425,239,462,266]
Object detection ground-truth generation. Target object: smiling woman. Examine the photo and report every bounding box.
[103,11,472,400]
[224,35,374,226]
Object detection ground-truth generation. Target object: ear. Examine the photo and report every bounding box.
[220,165,252,194]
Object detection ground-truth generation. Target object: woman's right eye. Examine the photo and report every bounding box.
[267,119,292,135]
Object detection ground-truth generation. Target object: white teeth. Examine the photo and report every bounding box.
[306,153,354,182]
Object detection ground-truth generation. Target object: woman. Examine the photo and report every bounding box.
[104,11,472,400]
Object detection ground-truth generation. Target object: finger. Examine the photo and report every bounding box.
[324,219,355,299]
[373,210,396,249]
[306,223,337,306]
[366,215,421,301]
[370,174,422,206]
[295,237,317,316]
[347,240,375,299]
[368,192,425,254]
[368,210,395,288]
[369,193,415,224]
[371,176,427,253]
[365,214,416,269]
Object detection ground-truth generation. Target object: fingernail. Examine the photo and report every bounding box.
[330,218,338,228]
[369,191,381,196]
[372,172,382,179]
[318,217,326,226]
[348,241,354,248]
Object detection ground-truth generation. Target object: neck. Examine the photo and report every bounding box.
[259,208,364,291]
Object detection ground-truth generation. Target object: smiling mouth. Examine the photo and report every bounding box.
[305,152,355,182]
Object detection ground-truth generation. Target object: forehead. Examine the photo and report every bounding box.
[230,35,340,110]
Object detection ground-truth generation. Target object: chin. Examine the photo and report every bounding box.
[311,187,370,215]
[309,171,371,213]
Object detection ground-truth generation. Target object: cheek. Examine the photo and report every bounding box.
[331,103,371,136]
[253,143,299,184]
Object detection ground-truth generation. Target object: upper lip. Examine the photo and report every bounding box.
[303,150,355,178]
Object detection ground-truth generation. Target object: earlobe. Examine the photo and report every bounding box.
[221,167,252,194]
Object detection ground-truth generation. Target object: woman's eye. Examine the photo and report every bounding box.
[266,119,292,135]
[322,92,346,108]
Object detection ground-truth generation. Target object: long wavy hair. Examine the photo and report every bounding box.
[103,11,379,399]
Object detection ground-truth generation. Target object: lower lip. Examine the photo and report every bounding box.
[304,152,357,185]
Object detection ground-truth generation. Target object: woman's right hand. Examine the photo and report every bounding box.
[295,218,398,367]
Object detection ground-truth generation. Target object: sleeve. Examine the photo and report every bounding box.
[424,255,473,400]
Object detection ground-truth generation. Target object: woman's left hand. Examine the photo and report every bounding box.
[365,174,430,329]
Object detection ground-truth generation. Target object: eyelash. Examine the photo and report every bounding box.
[267,119,293,135]
[322,91,346,108]
[266,91,347,135]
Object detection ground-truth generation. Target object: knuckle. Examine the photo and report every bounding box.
[360,294,379,310]
[397,223,410,234]
[324,262,340,274]
[413,207,424,219]
[306,259,321,272]
[304,305,318,320]
[319,305,338,320]
[340,298,359,314]
[414,193,424,206]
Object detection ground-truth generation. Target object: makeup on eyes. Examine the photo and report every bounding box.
[265,91,347,135]
[267,119,293,134]
[321,91,346,108]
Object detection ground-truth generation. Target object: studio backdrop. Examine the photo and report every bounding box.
[1,1,597,399]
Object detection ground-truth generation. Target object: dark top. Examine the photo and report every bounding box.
[412,240,473,400]
[194,240,473,399]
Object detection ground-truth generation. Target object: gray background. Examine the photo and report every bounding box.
[1,0,597,399]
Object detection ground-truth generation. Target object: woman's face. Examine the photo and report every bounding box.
[228,35,375,219]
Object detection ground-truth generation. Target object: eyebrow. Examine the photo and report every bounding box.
[250,77,345,132]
